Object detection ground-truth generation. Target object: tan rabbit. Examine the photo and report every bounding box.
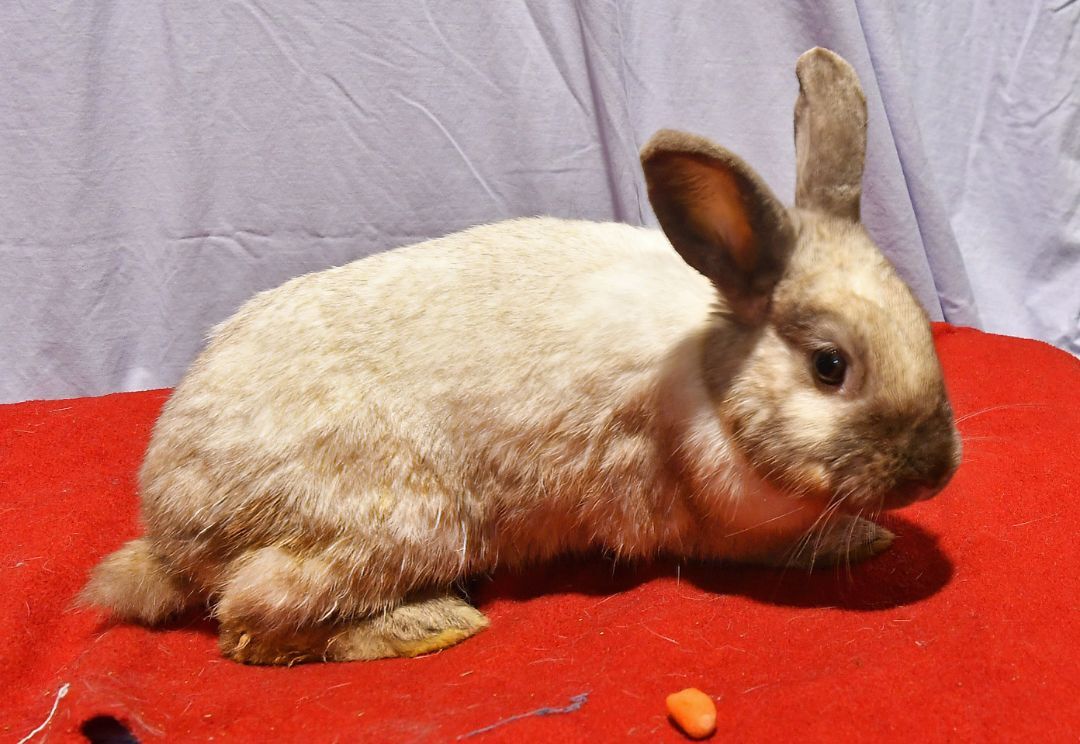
[80,48,961,665]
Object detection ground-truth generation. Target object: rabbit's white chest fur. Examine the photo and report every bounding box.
[141,217,815,600]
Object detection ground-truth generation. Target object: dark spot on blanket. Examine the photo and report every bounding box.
[80,716,140,744]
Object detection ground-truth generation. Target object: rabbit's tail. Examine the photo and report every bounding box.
[78,538,196,624]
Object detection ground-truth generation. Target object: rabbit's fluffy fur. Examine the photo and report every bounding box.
[81,49,961,665]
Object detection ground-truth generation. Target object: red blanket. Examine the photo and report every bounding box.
[3,325,1078,742]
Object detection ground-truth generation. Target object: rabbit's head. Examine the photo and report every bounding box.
[642,48,960,512]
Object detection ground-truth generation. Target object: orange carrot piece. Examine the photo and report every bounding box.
[666,687,717,739]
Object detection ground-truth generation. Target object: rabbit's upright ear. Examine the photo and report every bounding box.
[793,47,867,221]
[641,130,795,325]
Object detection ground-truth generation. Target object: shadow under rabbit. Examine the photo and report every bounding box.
[87,514,950,658]
[469,514,952,614]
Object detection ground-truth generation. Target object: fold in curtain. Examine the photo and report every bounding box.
[1,1,1075,403]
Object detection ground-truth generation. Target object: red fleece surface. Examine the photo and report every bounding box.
[2,325,1078,743]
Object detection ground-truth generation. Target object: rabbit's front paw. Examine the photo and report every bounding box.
[767,515,894,570]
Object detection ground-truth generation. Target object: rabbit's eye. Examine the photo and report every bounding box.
[812,348,847,386]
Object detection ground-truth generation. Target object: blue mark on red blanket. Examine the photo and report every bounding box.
[457,692,590,739]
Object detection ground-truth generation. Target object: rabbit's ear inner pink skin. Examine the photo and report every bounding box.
[793,47,868,222]
[641,130,795,326]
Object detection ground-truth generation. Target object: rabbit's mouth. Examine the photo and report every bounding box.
[875,456,959,510]
[880,483,940,510]
[881,438,961,510]
[813,471,950,514]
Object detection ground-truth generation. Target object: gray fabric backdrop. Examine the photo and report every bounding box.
[2,1,1077,404]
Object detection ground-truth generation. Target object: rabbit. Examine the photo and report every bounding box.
[80,48,961,665]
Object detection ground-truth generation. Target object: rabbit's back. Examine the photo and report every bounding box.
[139,218,716,587]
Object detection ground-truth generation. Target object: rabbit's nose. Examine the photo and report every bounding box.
[924,448,959,492]
[905,414,962,492]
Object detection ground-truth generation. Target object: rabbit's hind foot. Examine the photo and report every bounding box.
[218,592,489,665]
